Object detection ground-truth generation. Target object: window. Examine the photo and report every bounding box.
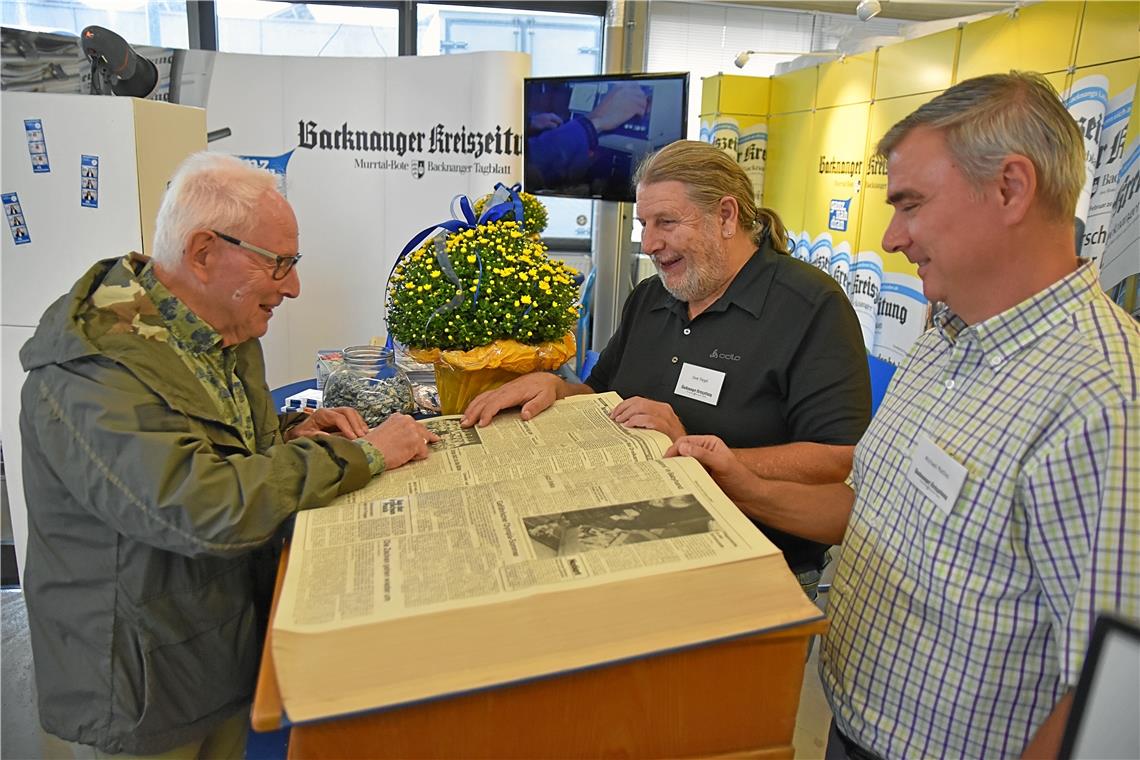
[417,3,601,76]
[216,0,398,57]
[647,1,902,140]
[1,1,605,242]
[418,3,604,244]
[1,0,188,48]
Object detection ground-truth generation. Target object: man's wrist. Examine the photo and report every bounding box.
[575,113,599,148]
[548,372,569,400]
[354,438,386,476]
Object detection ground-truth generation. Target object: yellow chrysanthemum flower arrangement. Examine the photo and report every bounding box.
[387,220,579,351]
[386,187,579,413]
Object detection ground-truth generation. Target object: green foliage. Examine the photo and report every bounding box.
[386,219,580,351]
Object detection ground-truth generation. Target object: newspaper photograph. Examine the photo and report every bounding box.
[523,494,719,557]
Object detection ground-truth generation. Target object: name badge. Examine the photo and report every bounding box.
[906,433,967,514]
[674,363,725,406]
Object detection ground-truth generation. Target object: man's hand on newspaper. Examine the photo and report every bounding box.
[285,406,369,441]
[364,413,440,469]
[587,83,649,132]
[461,372,565,427]
[611,396,687,441]
[666,435,759,503]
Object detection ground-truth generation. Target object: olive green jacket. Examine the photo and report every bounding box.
[19,255,370,754]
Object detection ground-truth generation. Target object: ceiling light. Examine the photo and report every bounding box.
[856,0,882,22]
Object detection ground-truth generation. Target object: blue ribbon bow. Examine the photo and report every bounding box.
[396,182,524,260]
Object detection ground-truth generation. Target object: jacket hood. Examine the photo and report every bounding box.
[19,255,253,422]
[20,257,119,372]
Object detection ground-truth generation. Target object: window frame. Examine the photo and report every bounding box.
[190,1,605,54]
[24,0,606,249]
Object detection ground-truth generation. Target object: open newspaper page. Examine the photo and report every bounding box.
[337,392,672,500]
[275,412,779,634]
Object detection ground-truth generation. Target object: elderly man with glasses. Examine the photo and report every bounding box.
[17,152,438,758]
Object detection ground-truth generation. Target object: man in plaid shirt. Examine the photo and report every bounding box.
[668,71,1139,759]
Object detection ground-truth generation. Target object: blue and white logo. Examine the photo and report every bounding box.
[828,198,851,232]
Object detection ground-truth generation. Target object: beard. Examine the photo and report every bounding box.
[655,220,729,304]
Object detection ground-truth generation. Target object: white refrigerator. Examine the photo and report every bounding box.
[1,91,205,577]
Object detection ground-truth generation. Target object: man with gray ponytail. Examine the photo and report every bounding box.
[18,152,437,757]
[464,140,871,591]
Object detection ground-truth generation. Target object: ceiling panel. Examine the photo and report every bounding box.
[712,1,1017,23]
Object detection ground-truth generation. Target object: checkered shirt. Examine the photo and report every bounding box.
[821,260,1140,759]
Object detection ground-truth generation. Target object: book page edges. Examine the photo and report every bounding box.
[273,552,817,722]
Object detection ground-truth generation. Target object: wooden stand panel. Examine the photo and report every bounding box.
[255,549,827,759]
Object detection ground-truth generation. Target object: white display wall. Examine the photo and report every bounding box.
[193,50,530,387]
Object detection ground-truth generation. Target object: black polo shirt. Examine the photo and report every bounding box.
[586,239,871,572]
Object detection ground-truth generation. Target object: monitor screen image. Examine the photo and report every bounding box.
[523,72,689,203]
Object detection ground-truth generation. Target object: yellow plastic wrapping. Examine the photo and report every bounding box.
[409,333,576,415]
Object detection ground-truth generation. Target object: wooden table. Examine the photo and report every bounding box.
[253,548,827,759]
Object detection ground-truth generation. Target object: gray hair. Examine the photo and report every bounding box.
[877,71,1085,220]
[151,152,280,268]
[633,140,789,253]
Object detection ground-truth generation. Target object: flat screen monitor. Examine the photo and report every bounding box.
[523,72,689,203]
[1058,614,1140,760]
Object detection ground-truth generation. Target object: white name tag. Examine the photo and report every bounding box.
[673,362,725,406]
[906,433,968,514]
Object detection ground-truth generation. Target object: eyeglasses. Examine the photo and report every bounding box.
[212,230,302,280]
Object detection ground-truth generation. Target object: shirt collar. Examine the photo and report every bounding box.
[934,258,1099,363]
[138,261,225,356]
[650,235,781,320]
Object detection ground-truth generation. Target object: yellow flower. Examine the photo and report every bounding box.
[521,295,532,305]
[467,255,476,263]
[404,283,415,289]
[430,270,441,278]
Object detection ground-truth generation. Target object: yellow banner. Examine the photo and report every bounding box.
[802,103,869,251]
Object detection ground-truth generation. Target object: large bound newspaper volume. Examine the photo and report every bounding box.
[271,393,822,723]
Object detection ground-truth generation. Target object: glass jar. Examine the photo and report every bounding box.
[394,342,440,414]
[321,345,415,427]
